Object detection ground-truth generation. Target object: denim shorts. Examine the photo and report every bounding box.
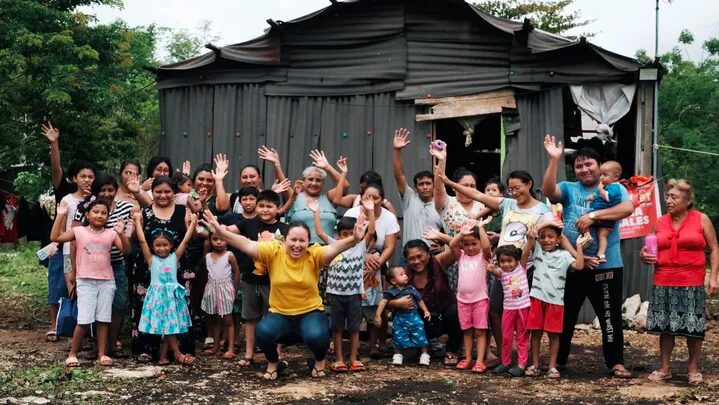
[47,253,68,305]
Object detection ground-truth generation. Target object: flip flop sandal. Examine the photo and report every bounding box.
[444,353,458,366]
[64,356,80,367]
[98,356,114,367]
[471,363,488,374]
[524,365,541,377]
[311,367,326,378]
[610,367,632,379]
[238,357,254,367]
[158,359,171,366]
[201,349,217,356]
[136,353,152,363]
[331,361,348,372]
[178,354,195,365]
[647,370,672,381]
[349,361,366,372]
[45,331,58,342]
[688,372,703,385]
[263,369,278,380]
[547,368,560,379]
[222,352,236,360]
[456,359,475,370]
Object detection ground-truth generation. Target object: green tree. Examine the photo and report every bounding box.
[657,30,719,216]
[0,0,160,178]
[474,0,592,37]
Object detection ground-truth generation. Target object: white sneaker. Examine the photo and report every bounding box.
[419,352,431,366]
[392,353,403,365]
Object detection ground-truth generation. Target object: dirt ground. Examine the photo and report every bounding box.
[1,317,718,405]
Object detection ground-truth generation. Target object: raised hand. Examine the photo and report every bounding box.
[336,156,348,174]
[306,198,319,213]
[293,179,304,195]
[189,213,199,226]
[113,219,126,234]
[459,220,476,236]
[309,149,330,170]
[181,160,191,176]
[258,145,281,166]
[360,193,374,212]
[544,134,564,160]
[271,178,291,194]
[141,177,153,192]
[393,128,411,150]
[41,122,59,144]
[212,154,229,180]
[422,228,444,242]
[125,172,140,194]
[353,215,368,241]
[477,215,493,228]
[56,201,68,217]
[201,210,220,234]
[433,163,449,182]
[428,143,447,161]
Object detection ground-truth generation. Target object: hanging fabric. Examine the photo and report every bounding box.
[570,84,636,143]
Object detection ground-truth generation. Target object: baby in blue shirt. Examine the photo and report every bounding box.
[585,160,623,262]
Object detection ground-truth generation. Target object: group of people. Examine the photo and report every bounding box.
[40,121,718,384]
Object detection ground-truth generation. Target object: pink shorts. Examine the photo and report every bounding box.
[457,299,489,330]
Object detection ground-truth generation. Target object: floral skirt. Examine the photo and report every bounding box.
[647,285,705,338]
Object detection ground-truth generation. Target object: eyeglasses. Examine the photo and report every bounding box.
[507,184,526,193]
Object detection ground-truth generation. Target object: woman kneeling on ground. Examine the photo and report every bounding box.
[202,210,368,379]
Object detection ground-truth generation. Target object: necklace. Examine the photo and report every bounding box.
[88,225,105,234]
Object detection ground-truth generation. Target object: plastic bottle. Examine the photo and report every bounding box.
[644,233,658,256]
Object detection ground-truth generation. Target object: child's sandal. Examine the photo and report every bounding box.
[525,365,541,377]
[97,356,114,367]
[64,356,80,368]
[349,361,366,372]
[471,363,488,374]
[178,354,195,365]
[456,359,475,370]
[222,352,236,360]
[547,367,561,379]
[158,358,171,366]
[237,357,253,367]
[331,361,348,372]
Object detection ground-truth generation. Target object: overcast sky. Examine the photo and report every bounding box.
[82,0,719,62]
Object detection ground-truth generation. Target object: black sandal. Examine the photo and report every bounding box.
[444,353,458,366]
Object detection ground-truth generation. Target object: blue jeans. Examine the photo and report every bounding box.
[47,253,68,305]
[255,310,330,363]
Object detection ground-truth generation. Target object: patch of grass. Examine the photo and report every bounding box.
[0,241,48,323]
[0,363,103,397]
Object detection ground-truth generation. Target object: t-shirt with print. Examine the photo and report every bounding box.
[500,265,530,310]
[558,181,629,269]
[254,241,326,315]
[456,251,488,304]
[343,206,400,253]
[237,217,288,285]
[401,185,443,244]
[439,196,485,237]
[325,237,366,296]
[60,194,84,255]
[383,284,422,315]
[530,244,575,306]
[497,198,550,249]
[73,227,116,280]
[74,200,133,263]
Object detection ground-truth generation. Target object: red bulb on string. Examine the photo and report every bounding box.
[367,130,373,136]
[235,131,241,137]
[207,131,213,137]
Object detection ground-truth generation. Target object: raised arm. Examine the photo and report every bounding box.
[41,122,63,189]
[321,215,366,265]
[328,156,351,205]
[430,144,448,212]
[113,219,132,254]
[132,212,153,265]
[307,198,330,245]
[520,228,536,269]
[392,128,411,197]
[124,172,152,208]
[175,213,198,258]
[434,163,501,210]
[423,228,452,246]
[478,216,492,260]
[50,203,75,243]
[259,145,291,202]
[213,154,230,213]
[447,230,464,261]
[542,134,564,202]
[360,194,377,246]
[570,233,590,270]
[310,149,348,189]
[271,179,294,215]
[203,210,261,260]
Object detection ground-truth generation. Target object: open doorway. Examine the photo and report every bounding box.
[436,114,502,191]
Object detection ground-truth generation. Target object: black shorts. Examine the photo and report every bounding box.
[327,293,362,332]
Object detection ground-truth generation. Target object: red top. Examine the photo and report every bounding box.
[654,210,706,287]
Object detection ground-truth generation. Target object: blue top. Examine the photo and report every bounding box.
[286,193,337,245]
[558,181,629,269]
[383,285,422,314]
[589,183,624,211]
[150,252,181,286]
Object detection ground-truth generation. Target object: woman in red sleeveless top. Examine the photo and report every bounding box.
[640,179,718,385]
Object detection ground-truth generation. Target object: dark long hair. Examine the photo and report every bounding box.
[507,170,536,198]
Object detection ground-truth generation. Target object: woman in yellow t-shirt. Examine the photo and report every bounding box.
[203,210,366,380]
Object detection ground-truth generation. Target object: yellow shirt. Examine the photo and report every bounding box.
[255,241,326,316]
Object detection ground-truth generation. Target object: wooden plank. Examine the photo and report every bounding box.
[416,95,516,122]
[415,89,515,105]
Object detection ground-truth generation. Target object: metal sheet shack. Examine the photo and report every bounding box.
[155,0,659,322]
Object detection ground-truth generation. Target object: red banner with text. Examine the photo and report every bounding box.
[619,177,661,240]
